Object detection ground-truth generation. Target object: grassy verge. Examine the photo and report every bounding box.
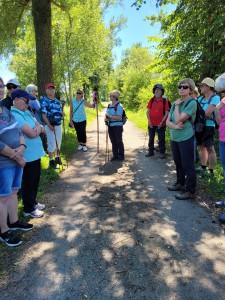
[126,109,224,201]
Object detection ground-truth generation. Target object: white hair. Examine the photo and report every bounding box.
[26,84,37,94]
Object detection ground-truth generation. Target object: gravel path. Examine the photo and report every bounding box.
[1,109,225,300]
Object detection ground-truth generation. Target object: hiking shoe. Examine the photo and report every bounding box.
[35,202,46,211]
[77,145,83,151]
[159,153,166,159]
[82,146,88,152]
[168,182,185,191]
[145,152,154,157]
[23,209,44,218]
[219,212,225,222]
[8,220,33,231]
[199,169,213,179]
[175,191,195,200]
[195,166,208,173]
[110,157,118,161]
[215,199,225,208]
[55,156,62,165]
[0,231,22,247]
[49,159,58,169]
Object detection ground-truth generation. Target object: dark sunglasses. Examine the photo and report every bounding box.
[19,97,29,104]
[178,85,190,90]
[76,92,83,95]
[7,84,18,89]
[219,90,225,94]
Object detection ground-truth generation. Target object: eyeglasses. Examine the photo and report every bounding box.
[7,84,18,90]
[76,92,83,95]
[178,85,190,90]
[19,97,29,104]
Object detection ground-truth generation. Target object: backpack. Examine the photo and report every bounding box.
[40,96,62,126]
[108,102,128,125]
[184,99,206,133]
[150,96,171,114]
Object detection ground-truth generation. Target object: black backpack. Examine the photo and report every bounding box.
[150,96,171,114]
[108,102,128,125]
[184,99,206,133]
[184,95,218,133]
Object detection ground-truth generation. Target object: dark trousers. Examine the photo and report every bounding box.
[171,136,196,193]
[148,126,166,153]
[73,120,87,144]
[108,126,124,159]
[21,159,41,213]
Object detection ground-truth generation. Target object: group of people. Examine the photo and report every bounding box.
[145,77,225,222]
[0,77,95,247]
[1,73,225,247]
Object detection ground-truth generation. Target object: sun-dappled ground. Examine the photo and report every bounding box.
[0,109,225,300]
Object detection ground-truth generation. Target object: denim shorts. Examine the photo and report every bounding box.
[0,166,23,196]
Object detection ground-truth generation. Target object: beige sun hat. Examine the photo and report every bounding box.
[199,78,215,88]
[108,90,121,98]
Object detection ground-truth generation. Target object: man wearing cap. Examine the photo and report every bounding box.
[0,79,21,110]
[197,78,220,177]
[41,83,63,169]
[145,84,170,158]
[105,90,124,161]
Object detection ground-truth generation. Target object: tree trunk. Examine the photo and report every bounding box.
[32,0,53,96]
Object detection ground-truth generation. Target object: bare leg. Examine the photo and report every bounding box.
[200,145,208,166]
[7,190,19,224]
[0,197,9,234]
[207,146,217,170]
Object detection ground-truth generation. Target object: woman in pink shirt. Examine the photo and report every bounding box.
[215,94,225,221]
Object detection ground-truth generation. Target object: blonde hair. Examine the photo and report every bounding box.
[178,78,195,92]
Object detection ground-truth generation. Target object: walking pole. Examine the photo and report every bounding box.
[93,90,99,154]
[60,100,68,168]
[105,119,110,163]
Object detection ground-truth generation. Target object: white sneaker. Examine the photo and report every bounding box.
[77,145,83,151]
[83,146,88,152]
[23,209,44,218]
[35,203,46,211]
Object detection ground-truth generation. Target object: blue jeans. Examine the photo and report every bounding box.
[219,141,225,185]
[0,166,23,196]
[171,136,196,193]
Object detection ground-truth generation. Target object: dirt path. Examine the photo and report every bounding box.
[1,109,225,300]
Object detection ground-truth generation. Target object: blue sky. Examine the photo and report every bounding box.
[0,2,164,83]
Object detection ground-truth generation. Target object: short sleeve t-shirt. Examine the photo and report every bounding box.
[147,97,170,126]
[169,99,197,142]
[198,95,220,127]
[219,100,225,142]
[11,107,45,162]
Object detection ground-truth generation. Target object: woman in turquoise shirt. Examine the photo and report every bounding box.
[69,89,94,152]
[11,89,45,218]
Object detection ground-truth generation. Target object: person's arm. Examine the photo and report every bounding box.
[69,100,74,127]
[84,100,94,108]
[215,101,224,126]
[42,113,55,132]
[20,123,43,138]
[166,113,183,130]
[105,112,122,121]
[159,111,169,128]
[146,108,153,127]
[205,104,217,119]
[172,99,191,124]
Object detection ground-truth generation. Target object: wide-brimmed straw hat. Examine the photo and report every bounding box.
[199,78,215,88]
